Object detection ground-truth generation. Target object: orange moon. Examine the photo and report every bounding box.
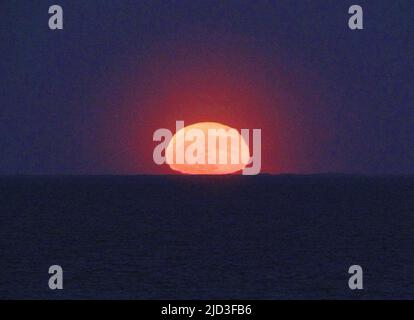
[166,122,250,175]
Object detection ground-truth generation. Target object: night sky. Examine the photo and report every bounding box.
[1,0,413,174]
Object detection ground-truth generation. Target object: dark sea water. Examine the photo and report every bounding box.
[0,175,413,299]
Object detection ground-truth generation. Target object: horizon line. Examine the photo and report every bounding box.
[1,173,413,177]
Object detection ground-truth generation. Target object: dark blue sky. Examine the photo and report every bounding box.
[1,0,413,174]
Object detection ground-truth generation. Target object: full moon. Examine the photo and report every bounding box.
[166,122,250,175]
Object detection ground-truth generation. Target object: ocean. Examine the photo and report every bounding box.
[1,175,413,299]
